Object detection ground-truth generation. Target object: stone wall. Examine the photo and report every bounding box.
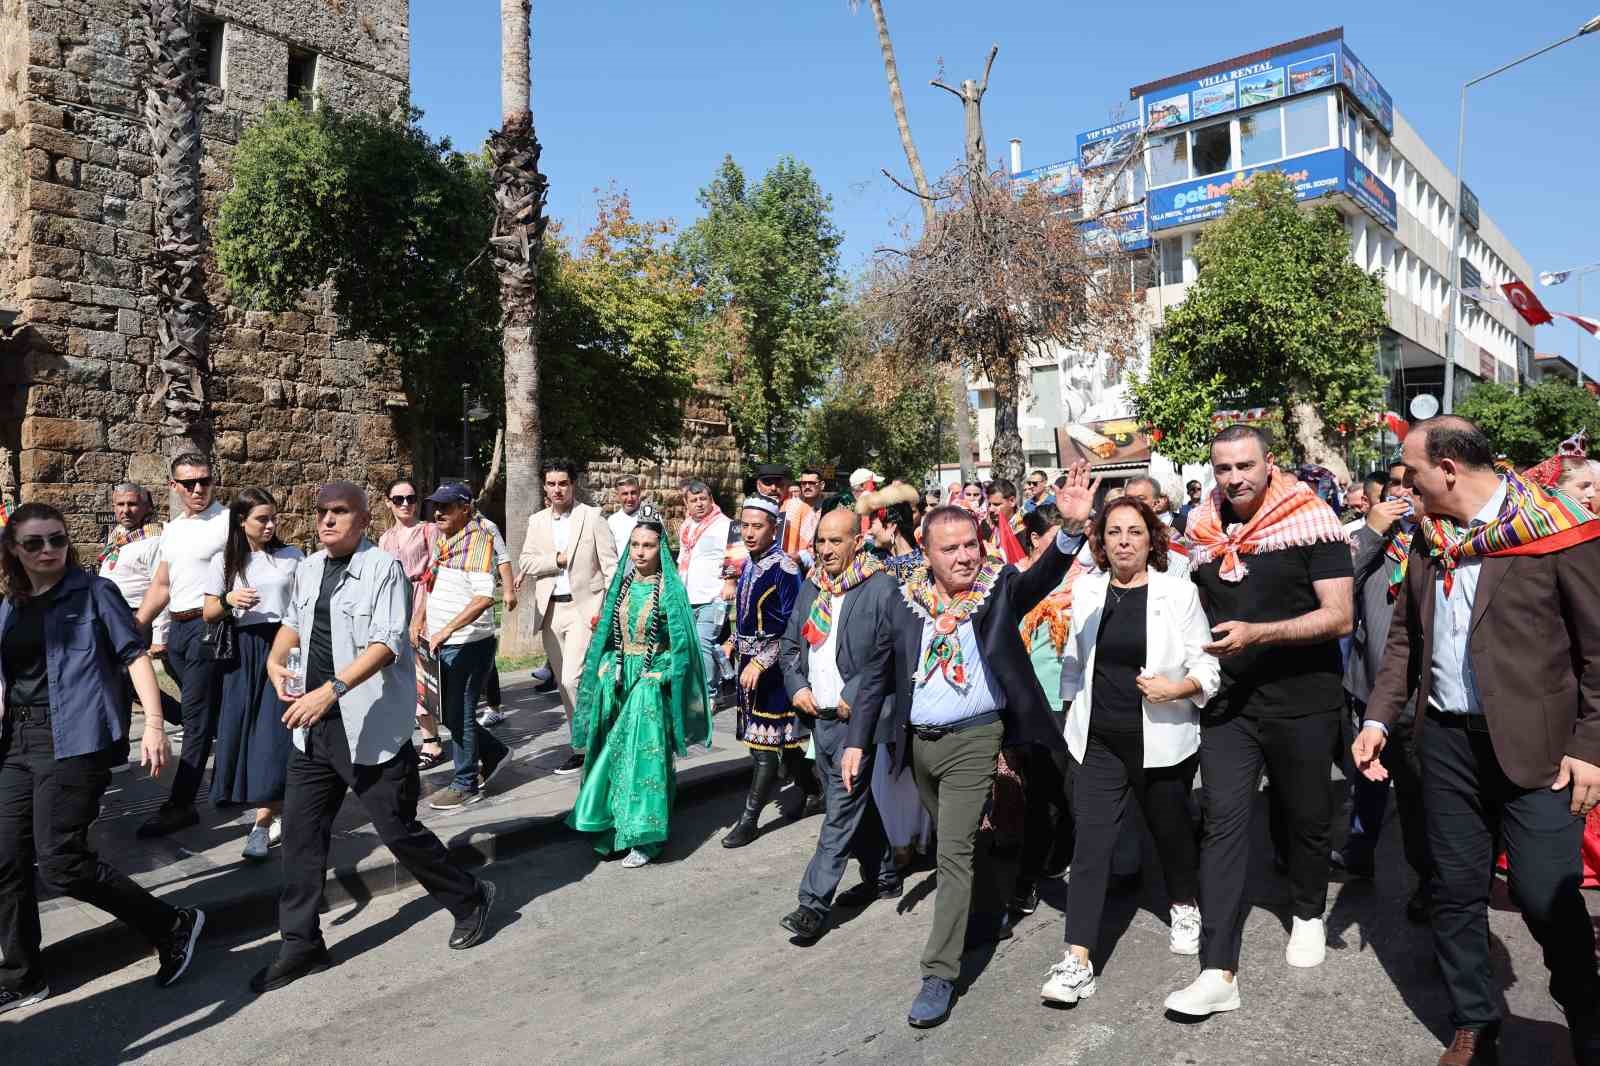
[0,0,411,548]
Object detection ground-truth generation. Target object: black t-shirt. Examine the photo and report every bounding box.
[1091,583,1148,734]
[3,593,52,708]
[1191,515,1352,717]
[306,554,350,694]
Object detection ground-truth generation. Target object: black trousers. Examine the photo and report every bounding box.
[1198,707,1339,971]
[1018,745,1073,888]
[1421,715,1598,1031]
[1066,729,1199,953]
[162,615,221,810]
[277,718,479,959]
[0,717,178,990]
[797,718,896,918]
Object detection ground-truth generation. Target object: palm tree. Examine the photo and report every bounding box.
[144,0,212,457]
[490,0,549,653]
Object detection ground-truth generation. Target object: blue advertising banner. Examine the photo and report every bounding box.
[1080,207,1151,253]
[1338,43,1394,134]
[1146,147,1396,232]
[1076,118,1142,171]
[1011,159,1083,199]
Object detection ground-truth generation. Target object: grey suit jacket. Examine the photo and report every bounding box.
[780,568,897,739]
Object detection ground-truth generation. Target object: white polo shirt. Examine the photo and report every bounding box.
[100,525,169,644]
[157,501,230,613]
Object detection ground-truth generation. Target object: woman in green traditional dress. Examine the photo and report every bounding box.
[568,507,711,868]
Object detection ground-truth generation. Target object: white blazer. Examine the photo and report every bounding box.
[1058,567,1220,768]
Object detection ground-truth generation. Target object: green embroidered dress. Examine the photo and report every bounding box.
[568,546,710,859]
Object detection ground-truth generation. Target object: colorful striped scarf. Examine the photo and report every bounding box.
[901,553,1004,693]
[1382,527,1414,600]
[1185,467,1348,582]
[425,516,497,591]
[99,523,162,570]
[1407,469,1600,596]
[800,554,884,647]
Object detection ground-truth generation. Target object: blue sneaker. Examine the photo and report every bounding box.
[907,976,955,1028]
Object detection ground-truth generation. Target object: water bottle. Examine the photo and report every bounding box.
[284,648,305,698]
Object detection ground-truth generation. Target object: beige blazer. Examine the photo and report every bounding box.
[518,503,618,626]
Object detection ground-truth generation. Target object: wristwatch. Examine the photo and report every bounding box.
[330,679,350,700]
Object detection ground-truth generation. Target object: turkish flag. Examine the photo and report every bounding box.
[1501,280,1554,326]
[1558,312,1600,338]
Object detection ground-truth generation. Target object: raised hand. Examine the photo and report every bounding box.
[1053,460,1102,534]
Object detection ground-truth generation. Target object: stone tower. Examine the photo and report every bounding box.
[0,0,412,546]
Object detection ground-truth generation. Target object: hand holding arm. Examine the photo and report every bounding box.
[1203,576,1353,656]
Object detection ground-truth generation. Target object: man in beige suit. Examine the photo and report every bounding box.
[515,460,618,775]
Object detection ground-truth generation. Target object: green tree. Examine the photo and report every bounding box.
[679,155,845,462]
[1454,379,1600,467]
[1131,171,1388,474]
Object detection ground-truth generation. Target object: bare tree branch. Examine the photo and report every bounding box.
[930,78,964,99]
[882,168,953,202]
[978,44,998,95]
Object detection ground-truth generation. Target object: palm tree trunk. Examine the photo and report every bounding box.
[492,0,549,654]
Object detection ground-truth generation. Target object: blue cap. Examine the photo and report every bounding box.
[425,482,474,506]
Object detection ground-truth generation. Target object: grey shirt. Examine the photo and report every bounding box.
[283,540,415,765]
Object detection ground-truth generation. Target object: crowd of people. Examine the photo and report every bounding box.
[4,418,1600,1065]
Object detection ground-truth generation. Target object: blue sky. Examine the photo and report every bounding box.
[411,2,1600,367]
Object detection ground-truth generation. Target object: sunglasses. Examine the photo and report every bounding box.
[17,533,69,553]
[389,494,418,506]
[174,477,213,491]
[798,480,821,487]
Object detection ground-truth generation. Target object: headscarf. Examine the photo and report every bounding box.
[1185,467,1349,582]
[1523,429,1589,489]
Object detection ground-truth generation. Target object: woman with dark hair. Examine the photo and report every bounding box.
[1040,495,1218,1006]
[203,488,303,860]
[377,476,448,768]
[861,482,924,581]
[568,507,711,867]
[0,503,205,1013]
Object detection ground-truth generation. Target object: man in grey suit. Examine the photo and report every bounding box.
[778,508,903,943]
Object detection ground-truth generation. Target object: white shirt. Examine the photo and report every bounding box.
[1429,482,1506,716]
[157,502,230,613]
[205,546,304,626]
[101,526,169,644]
[552,509,573,596]
[682,513,733,605]
[477,516,511,567]
[608,508,640,556]
[427,567,499,646]
[808,588,848,708]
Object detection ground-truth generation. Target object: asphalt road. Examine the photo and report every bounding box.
[7,778,1591,1066]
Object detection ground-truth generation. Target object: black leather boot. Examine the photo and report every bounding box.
[722,751,780,848]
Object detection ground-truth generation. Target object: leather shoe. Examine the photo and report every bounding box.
[779,906,827,942]
[449,880,496,950]
[1437,1027,1499,1066]
[836,881,901,908]
[137,805,199,839]
[250,947,333,994]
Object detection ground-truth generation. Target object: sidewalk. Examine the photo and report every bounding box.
[43,677,751,949]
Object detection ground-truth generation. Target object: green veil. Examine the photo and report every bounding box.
[572,526,712,756]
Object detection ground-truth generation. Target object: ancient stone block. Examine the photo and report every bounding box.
[22,416,102,450]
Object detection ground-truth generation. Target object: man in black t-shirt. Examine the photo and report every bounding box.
[1164,425,1354,1021]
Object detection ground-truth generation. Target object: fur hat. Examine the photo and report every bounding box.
[855,480,921,516]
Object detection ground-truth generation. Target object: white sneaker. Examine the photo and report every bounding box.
[477,707,507,726]
[1169,903,1201,956]
[242,826,271,862]
[621,849,651,869]
[267,818,283,847]
[1164,969,1240,1016]
[1285,916,1326,968]
[1040,952,1096,1005]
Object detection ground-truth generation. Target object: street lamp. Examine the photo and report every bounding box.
[461,384,491,486]
[1442,14,1600,412]
[1540,262,1600,387]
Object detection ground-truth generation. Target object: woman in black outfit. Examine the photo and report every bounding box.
[1040,496,1219,1006]
[0,503,205,1015]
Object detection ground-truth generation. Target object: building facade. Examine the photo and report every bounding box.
[984,27,1537,473]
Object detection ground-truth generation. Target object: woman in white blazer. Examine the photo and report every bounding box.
[1041,495,1220,1007]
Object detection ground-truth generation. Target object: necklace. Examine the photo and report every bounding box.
[1107,580,1145,609]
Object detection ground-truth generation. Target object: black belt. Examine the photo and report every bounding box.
[6,705,50,725]
[550,593,573,603]
[910,709,1001,741]
[1427,709,1491,734]
[814,707,847,722]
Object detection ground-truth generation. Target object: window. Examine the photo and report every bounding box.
[1283,95,1329,156]
[1190,122,1233,177]
[1159,237,1184,286]
[287,49,318,103]
[1149,133,1189,186]
[1239,107,1282,167]
[195,18,225,87]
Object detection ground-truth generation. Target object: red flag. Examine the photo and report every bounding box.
[996,515,1027,565]
[1558,312,1600,338]
[1501,280,1554,326]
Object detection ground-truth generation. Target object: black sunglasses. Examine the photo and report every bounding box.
[174,476,213,491]
[17,533,69,553]
[390,494,418,506]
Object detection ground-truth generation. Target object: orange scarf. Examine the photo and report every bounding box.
[1185,468,1348,582]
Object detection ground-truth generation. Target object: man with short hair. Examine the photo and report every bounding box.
[1021,470,1054,513]
[679,480,734,711]
[252,483,493,993]
[756,463,813,564]
[134,453,231,837]
[1166,425,1353,1018]
[607,476,643,551]
[1355,417,1600,1066]
[986,479,1020,528]
[1344,473,1387,537]
[1175,479,1204,535]
[516,460,618,775]
[778,508,902,942]
[100,482,181,728]
[843,462,1097,1029]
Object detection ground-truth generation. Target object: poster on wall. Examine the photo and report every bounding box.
[1339,43,1394,133]
[1076,117,1142,171]
[1287,54,1336,94]
[1012,159,1083,200]
[1146,93,1190,131]
[1056,418,1150,468]
[1238,68,1285,106]
[1191,82,1237,120]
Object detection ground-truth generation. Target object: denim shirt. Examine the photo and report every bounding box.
[282,540,415,765]
[0,567,147,759]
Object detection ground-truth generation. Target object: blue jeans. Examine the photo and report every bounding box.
[438,638,508,793]
[691,602,730,710]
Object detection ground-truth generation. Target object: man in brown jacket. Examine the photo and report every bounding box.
[1354,416,1600,1066]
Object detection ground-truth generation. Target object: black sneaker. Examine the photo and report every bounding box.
[449,880,497,950]
[155,907,205,987]
[1009,883,1040,916]
[249,946,333,994]
[779,906,827,943]
[137,805,199,839]
[552,752,584,776]
[0,982,49,1017]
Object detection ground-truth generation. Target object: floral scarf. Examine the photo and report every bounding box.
[901,554,1004,693]
[1185,467,1348,582]
[99,523,162,570]
[800,553,884,647]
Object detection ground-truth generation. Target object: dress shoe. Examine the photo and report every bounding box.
[799,792,825,818]
[836,881,900,908]
[137,805,199,839]
[449,880,497,950]
[1437,1027,1499,1066]
[250,947,333,994]
[907,976,956,1028]
[779,906,827,942]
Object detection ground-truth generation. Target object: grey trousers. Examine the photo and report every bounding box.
[912,719,1004,982]
[798,718,897,918]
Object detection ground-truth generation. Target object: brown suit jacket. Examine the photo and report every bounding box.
[1366,534,1600,788]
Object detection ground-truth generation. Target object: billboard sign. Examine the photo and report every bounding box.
[1076,117,1142,171]
[1460,182,1480,231]
[1146,147,1396,231]
[1011,158,1083,200]
[1080,206,1151,253]
[1338,43,1394,134]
